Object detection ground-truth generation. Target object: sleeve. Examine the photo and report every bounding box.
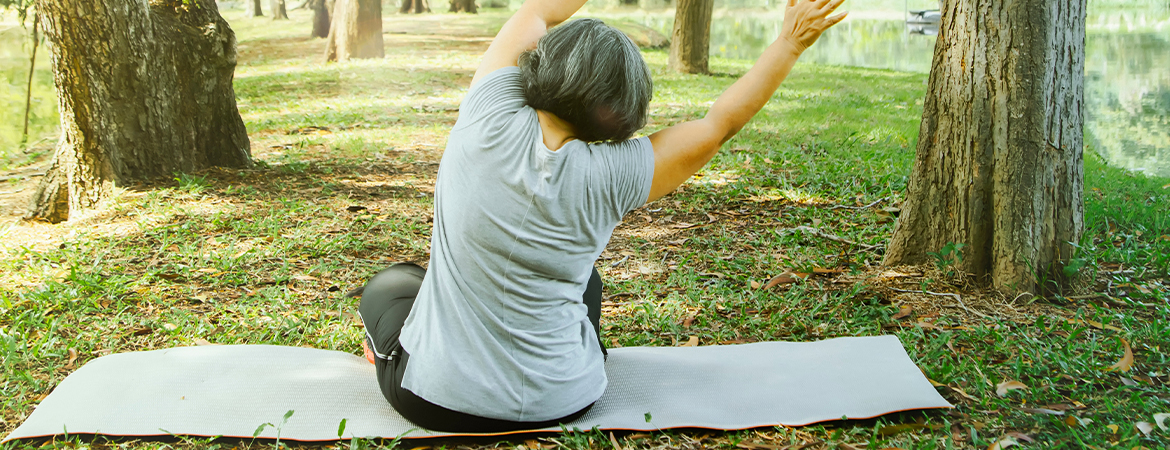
[453,66,527,130]
[589,136,656,217]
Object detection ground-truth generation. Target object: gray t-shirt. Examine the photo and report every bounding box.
[398,66,655,422]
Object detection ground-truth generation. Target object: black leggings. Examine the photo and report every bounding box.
[357,263,604,433]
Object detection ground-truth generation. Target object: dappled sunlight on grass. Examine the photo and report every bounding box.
[1,7,1168,449]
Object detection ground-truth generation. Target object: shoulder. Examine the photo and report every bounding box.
[456,67,526,129]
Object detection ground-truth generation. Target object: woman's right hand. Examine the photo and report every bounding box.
[780,0,848,53]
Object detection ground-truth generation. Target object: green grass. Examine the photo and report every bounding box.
[0,22,56,168]
[1,7,1168,450]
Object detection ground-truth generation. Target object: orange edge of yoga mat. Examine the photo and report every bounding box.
[2,405,954,444]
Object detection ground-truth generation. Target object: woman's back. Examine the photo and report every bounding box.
[398,66,655,422]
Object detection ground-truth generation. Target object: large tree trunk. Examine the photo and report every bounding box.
[249,0,264,16]
[668,0,712,74]
[325,0,384,61]
[310,0,332,38]
[271,0,289,19]
[449,0,476,13]
[28,0,251,223]
[400,0,430,14]
[883,0,1086,296]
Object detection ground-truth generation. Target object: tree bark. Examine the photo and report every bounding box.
[668,0,712,74]
[400,0,430,14]
[883,0,1086,295]
[310,0,331,38]
[271,0,289,19]
[249,0,264,16]
[325,0,384,61]
[449,0,476,13]
[29,0,251,223]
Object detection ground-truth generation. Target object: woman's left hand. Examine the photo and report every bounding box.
[780,0,849,53]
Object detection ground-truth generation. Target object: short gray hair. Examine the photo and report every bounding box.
[518,19,652,143]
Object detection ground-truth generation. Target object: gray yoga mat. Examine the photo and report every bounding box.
[4,336,951,442]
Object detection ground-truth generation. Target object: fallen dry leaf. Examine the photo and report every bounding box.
[750,280,761,289]
[996,380,1029,397]
[1135,422,1154,436]
[1081,319,1124,332]
[1004,432,1033,443]
[986,436,1018,450]
[948,385,979,402]
[681,336,699,347]
[1017,407,1064,416]
[1106,424,1119,434]
[765,273,800,288]
[892,305,913,320]
[64,348,78,369]
[915,321,942,330]
[1154,413,1169,431]
[609,432,623,450]
[193,338,215,346]
[682,314,695,328]
[1107,338,1134,372]
[1064,416,1093,428]
[735,442,786,450]
[878,423,938,436]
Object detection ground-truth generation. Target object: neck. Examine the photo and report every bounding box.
[536,110,577,151]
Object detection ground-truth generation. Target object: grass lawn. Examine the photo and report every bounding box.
[1,7,1168,450]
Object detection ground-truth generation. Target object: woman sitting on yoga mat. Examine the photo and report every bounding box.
[357,0,846,433]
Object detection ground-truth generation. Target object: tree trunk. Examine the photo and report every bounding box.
[449,0,476,13]
[249,0,264,16]
[667,0,712,74]
[325,0,384,61]
[28,0,251,223]
[310,0,331,38]
[400,0,430,14]
[270,0,289,19]
[883,0,1086,296]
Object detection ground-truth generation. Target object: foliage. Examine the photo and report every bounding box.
[0,0,34,22]
[927,242,964,278]
[0,9,1167,450]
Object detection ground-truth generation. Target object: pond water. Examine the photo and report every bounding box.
[584,0,1170,178]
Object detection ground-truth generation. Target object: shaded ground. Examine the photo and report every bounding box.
[1,8,1168,450]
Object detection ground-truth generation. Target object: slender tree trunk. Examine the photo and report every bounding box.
[325,0,384,61]
[310,0,331,38]
[883,0,1087,296]
[21,13,40,144]
[271,0,289,19]
[249,0,264,16]
[668,0,713,74]
[400,0,430,14]
[28,0,251,223]
[449,0,476,13]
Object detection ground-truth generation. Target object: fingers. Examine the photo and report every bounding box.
[788,0,796,8]
[826,11,848,25]
[822,0,846,13]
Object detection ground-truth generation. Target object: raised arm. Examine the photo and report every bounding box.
[646,0,847,201]
[470,0,590,86]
